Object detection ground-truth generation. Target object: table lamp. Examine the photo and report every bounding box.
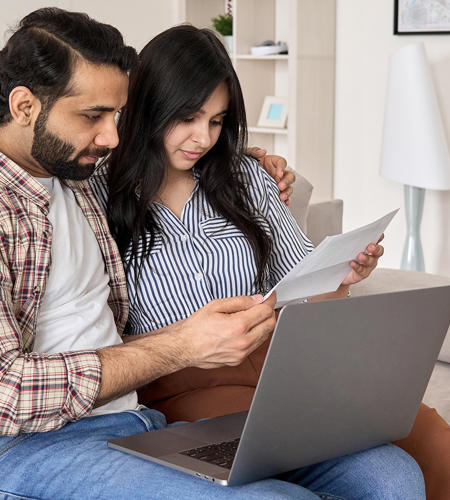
[380,42,450,271]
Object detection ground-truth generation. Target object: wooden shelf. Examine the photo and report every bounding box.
[235,54,289,60]
[248,126,288,135]
[183,0,336,201]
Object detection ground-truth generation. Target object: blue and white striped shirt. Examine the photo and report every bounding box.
[91,156,313,334]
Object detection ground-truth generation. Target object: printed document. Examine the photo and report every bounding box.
[264,209,399,308]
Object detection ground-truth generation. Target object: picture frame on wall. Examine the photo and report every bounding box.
[257,96,288,128]
[394,0,450,35]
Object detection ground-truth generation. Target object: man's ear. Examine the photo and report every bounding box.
[9,86,41,126]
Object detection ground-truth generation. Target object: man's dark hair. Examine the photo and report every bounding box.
[0,7,137,125]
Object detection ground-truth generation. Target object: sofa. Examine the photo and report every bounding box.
[290,173,450,424]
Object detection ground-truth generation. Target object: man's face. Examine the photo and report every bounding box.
[30,60,128,180]
[31,106,110,180]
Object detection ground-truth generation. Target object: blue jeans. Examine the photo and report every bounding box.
[0,409,424,499]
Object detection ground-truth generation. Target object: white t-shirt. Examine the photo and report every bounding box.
[33,177,138,416]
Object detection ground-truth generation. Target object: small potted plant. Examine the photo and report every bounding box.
[211,13,233,53]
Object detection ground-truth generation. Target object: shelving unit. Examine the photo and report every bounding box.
[235,55,289,61]
[181,0,336,201]
[248,127,288,135]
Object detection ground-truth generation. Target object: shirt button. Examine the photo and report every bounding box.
[33,286,41,294]
[194,273,203,281]
[181,234,189,242]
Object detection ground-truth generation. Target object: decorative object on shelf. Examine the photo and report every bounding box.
[211,12,233,53]
[257,96,288,129]
[250,40,288,56]
[380,42,450,271]
[394,0,450,35]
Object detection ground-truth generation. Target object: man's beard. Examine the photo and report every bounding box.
[31,108,110,180]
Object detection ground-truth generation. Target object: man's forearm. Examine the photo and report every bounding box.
[95,295,276,407]
[95,325,188,407]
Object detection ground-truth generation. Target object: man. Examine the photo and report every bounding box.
[0,7,425,499]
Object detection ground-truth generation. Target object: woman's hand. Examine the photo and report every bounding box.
[246,146,295,205]
[341,235,385,286]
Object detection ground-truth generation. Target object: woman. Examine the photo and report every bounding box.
[102,25,369,334]
[91,23,374,415]
[91,25,448,498]
[91,22,381,419]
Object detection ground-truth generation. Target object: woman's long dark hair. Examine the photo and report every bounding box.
[107,24,272,292]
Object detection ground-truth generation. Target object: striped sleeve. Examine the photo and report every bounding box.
[241,156,314,288]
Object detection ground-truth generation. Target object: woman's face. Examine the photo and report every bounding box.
[163,81,229,174]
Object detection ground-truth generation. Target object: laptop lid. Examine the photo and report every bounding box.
[109,286,450,486]
[228,286,450,484]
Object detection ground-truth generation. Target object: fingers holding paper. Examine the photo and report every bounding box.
[341,234,385,286]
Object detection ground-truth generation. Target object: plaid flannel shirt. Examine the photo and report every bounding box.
[0,153,129,435]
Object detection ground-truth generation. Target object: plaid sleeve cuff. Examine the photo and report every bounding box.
[0,350,102,435]
[61,350,102,421]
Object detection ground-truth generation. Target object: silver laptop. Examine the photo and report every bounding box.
[108,286,450,486]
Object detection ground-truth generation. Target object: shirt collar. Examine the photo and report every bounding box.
[0,152,90,207]
[0,152,51,207]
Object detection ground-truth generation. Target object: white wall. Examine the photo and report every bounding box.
[4,2,448,275]
[335,0,450,276]
[0,1,181,51]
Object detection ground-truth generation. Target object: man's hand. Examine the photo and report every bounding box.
[177,293,277,369]
[246,146,295,205]
[96,294,276,407]
[341,235,385,286]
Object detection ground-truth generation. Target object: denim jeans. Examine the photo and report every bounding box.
[0,408,424,500]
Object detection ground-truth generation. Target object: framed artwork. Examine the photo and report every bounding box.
[394,0,450,35]
[257,96,288,128]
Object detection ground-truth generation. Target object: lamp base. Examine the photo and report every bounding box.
[401,185,425,271]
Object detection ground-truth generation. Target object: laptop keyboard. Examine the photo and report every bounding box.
[180,437,240,469]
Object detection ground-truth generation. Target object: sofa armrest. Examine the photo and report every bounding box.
[306,199,343,247]
[288,174,313,231]
[351,268,450,363]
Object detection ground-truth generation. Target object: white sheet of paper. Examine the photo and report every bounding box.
[264,209,399,308]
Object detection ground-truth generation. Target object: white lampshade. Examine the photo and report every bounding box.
[380,42,450,190]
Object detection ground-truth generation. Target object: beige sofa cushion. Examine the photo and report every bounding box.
[287,174,313,231]
[306,199,344,247]
[438,328,450,364]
